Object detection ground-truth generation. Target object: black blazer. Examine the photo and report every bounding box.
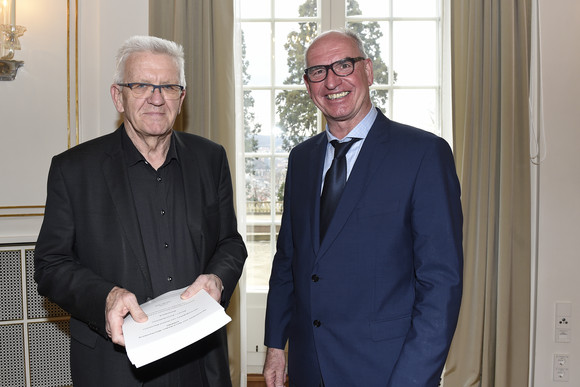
[35,126,247,385]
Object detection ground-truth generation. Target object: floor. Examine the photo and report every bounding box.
[247,374,289,387]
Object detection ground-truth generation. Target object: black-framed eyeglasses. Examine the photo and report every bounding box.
[117,82,185,100]
[304,57,366,83]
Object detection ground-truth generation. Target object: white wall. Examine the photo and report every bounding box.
[0,0,70,242]
[0,0,146,243]
[77,0,148,142]
[533,0,580,385]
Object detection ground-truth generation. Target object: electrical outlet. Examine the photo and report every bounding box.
[553,353,570,382]
[556,302,572,343]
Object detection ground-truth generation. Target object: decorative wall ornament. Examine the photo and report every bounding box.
[0,0,26,80]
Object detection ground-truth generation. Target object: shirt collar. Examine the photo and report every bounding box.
[325,105,377,142]
[121,127,179,167]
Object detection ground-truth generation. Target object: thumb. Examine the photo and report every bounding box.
[181,281,203,300]
[128,303,148,323]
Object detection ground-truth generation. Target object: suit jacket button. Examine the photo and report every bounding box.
[311,274,319,282]
[313,320,321,327]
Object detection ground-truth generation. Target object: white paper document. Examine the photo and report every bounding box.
[122,288,231,368]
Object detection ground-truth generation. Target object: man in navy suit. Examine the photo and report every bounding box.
[263,29,463,386]
[35,36,246,386]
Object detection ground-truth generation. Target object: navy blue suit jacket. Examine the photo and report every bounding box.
[265,110,463,386]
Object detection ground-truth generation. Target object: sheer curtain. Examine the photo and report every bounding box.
[444,1,532,386]
[149,1,242,385]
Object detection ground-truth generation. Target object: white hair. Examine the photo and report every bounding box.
[113,35,186,87]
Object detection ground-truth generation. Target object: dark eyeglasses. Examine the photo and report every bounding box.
[304,57,366,83]
[117,83,185,99]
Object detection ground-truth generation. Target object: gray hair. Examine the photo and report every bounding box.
[305,28,367,68]
[113,35,186,87]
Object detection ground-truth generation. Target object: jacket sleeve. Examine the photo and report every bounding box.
[263,150,296,350]
[34,156,116,338]
[200,145,247,309]
[388,137,463,386]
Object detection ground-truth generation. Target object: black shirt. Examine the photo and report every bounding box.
[122,129,198,297]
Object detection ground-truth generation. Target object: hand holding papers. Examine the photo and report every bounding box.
[122,287,231,368]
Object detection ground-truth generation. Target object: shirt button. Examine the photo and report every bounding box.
[161,209,166,216]
[157,176,162,182]
[311,274,319,282]
[313,320,321,328]
[167,276,172,282]
[164,242,169,248]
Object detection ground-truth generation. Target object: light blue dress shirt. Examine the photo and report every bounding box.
[321,106,378,193]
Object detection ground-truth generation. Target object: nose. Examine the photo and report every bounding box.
[323,69,342,89]
[147,87,166,104]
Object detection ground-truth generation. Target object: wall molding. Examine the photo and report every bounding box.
[0,206,44,218]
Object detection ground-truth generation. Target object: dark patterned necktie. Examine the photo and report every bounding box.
[320,138,361,241]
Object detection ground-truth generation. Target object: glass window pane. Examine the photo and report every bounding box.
[245,90,271,153]
[393,0,438,18]
[275,0,317,18]
[242,22,272,86]
[393,21,437,86]
[346,21,391,86]
[392,89,439,135]
[275,89,317,152]
[275,22,318,86]
[274,157,288,214]
[370,88,390,116]
[240,0,271,19]
[245,231,273,288]
[246,156,271,215]
[347,0,389,17]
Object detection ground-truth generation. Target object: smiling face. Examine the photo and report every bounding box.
[304,32,374,137]
[110,51,186,141]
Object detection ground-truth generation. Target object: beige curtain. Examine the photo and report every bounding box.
[149,1,241,385]
[444,1,531,386]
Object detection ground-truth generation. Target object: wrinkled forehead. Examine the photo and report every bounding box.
[124,51,180,82]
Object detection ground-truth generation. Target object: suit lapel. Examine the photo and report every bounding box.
[317,112,392,257]
[309,134,328,253]
[101,128,152,293]
[173,132,203,259]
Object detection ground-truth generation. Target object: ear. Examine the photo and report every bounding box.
[364,58,374,86]
[177,88,186,114]
[110,84,125,113]
[303,74,312,97]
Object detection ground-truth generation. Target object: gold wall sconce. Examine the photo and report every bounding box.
[0,0,26,81]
